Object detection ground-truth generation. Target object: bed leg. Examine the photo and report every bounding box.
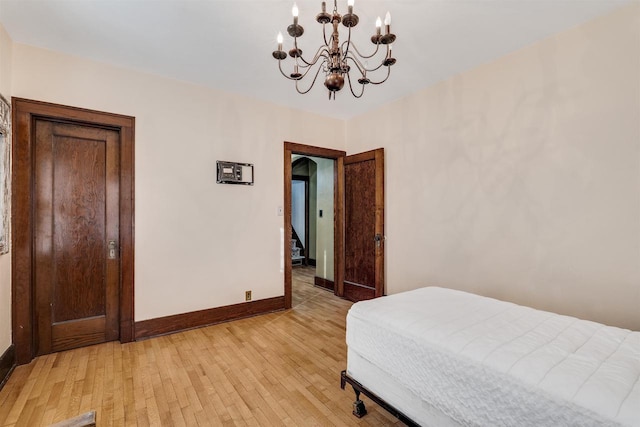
[352,389,368,418]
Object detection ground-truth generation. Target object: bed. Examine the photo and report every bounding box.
[341,287,640,427]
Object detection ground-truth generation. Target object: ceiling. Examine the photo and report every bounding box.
[0,0,630,120]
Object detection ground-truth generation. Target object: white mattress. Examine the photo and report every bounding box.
[346,287,640,427]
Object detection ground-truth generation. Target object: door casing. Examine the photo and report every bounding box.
[11,98,135,365]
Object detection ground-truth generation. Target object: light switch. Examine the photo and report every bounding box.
[277,206,284,216]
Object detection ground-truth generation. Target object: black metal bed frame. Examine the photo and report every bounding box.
[340,370,420,427]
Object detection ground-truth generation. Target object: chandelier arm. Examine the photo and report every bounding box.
[342,26,353,61]
[278,60,302,81]
[294,56,311,69]
[295,62,327,94]
[346,71,365,99]
[367,66,392,85]
[349,55,384,73]
[345,56,366,77]
[278,59,323,81]
[296,57,330,80]
[367,62,386,73]
[322,23,330,47]
[296,46,331,67]
[345,54,385,74]
[341,40,382,60]
[293,57,313,70]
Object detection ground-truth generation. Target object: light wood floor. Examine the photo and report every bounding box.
[0,267,401,426]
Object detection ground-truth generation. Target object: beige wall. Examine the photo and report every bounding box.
[315,158,334,281]
[10,43,346,322]
[346,4,640,330]
[0,23,12,355]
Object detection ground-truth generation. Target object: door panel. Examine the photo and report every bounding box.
[34,120,120,355]
[342,148,384,302]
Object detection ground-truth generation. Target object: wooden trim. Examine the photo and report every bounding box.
[11,98,135,365]
[314,276,334,291]
[284,146,293,308]
[343,149,378,165]
[135,296,286,339]
[335,156,345,297]
[0,344,16,392]
[304,178,309,264]
[284,142,346,308]
[11,98,133,128]
[285,142,345,159]
[120,119,136,342]
[11,101,33,364]
[374,148,385,298]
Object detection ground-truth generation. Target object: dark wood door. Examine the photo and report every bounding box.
[33,119,120,355]
[342,148,384,302]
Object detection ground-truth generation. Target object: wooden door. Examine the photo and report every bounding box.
[33,119,120,355]
[342,148,384,302]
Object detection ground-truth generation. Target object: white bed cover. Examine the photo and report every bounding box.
[346,287,640,427]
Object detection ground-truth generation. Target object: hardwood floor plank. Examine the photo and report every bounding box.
[3,359,46,426]
[0,267,401,426]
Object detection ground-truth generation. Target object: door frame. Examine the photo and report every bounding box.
[284,142,345,308]
[11,98,135,365]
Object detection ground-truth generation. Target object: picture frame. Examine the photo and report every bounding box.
[0,94,11,254]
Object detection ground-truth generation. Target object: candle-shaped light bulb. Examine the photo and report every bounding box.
[347,0,354,14]
[375,16,382,35]
[384,11,391,35]
[277,32,283,51]
[388,43,393,58]
[292,3,299,25]
[321,1,326,12]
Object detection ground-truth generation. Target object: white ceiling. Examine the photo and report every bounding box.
[0,0,630,120]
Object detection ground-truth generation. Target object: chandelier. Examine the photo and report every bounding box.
[272,0,396,99]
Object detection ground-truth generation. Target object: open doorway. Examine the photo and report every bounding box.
[291,155,335,293]
[284,142,345,308]
[291,156,314,267]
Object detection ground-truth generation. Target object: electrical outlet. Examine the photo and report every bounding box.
[245,290,252,301]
